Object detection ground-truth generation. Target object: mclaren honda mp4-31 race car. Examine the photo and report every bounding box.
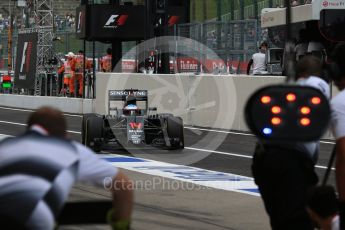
[81,89,184,152]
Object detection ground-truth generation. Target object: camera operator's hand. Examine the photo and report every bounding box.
[107,209,130,230]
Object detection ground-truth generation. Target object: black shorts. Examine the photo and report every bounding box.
[252,144,318,230]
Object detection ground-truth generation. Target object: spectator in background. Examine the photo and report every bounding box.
[247,42,268,75]
[101,48,113,72]
[295,29,310,61]
[306,186,339,230]
[292,0,299,6]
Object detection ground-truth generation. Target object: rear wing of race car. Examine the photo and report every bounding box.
[108,89,148,115]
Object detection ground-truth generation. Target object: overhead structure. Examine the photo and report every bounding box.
[33,0,54,95]
[261,0,345,29]
[76,0,190,74]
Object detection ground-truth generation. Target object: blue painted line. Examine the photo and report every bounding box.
[134,166,190,170]
[240,188,260,194]
[103,154,259,196]
[104,157,147,163]
[134,166,252,181]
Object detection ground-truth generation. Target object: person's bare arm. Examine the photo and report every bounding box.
[247,59,253,75]
[111,170,133,222]
[336,137,345,201]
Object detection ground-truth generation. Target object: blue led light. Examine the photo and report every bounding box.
[263,128,272,135]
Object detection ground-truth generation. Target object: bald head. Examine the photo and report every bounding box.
[27,107,67,137]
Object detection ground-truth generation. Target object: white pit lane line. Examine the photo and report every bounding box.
[0,105,334,144]
[0,106,83,118]
[0,134,10,141]
[184,147,335,170]
[0,120,81,134]
[185,127,335,145]
[0,106,334,144]
[0,121,335,170]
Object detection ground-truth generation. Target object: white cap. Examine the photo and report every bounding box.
[66,52,75,57]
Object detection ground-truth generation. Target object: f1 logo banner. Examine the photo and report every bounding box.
[14,33,38,90]
[104,15,128,28]
[87,5,146,40]
[76,5,86,39]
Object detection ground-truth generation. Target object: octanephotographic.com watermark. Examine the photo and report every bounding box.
[103,176,210,191]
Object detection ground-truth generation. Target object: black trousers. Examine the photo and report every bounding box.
[252,145,318,230]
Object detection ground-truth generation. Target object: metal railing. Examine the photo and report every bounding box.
[175,19,262,74]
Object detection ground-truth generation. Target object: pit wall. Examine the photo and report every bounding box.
[95,73,286,132]
[0,94,93,114]
[0,73,337,137]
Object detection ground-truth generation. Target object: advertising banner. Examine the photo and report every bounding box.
[14,33,38,90]
[76,5,87,39]
[87,5,146,41]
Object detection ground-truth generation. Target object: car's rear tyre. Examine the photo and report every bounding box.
[82,113,97,145]
[166,116,184,149]
[85,116,103,153]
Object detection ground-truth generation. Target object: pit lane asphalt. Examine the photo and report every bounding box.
[0,106,336,229]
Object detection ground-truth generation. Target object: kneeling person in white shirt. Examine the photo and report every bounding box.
[0,107,133,229]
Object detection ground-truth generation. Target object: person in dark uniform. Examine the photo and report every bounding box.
[252,144,318,229]
[251,56,330,230]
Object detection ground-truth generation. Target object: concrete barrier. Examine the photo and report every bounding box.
[0,73,336,138]
[0,94,93,114]
[95,73,285,131]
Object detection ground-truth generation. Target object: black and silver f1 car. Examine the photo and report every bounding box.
[81,89,184,152]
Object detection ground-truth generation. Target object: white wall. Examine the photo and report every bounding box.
[0,94,93,114]
[0,73,336,138]
[95,73,285,131]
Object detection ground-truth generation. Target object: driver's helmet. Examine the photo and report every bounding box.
[124,94,137,110]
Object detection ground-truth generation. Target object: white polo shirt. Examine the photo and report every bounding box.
[0,127,118,229]
[296,76,331,161]
[331,89,345,140]
[297,76,330,99]
[295,43,308,61]
[251,52,267,75]
[30,125,119,186]
[73,140,118,186]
